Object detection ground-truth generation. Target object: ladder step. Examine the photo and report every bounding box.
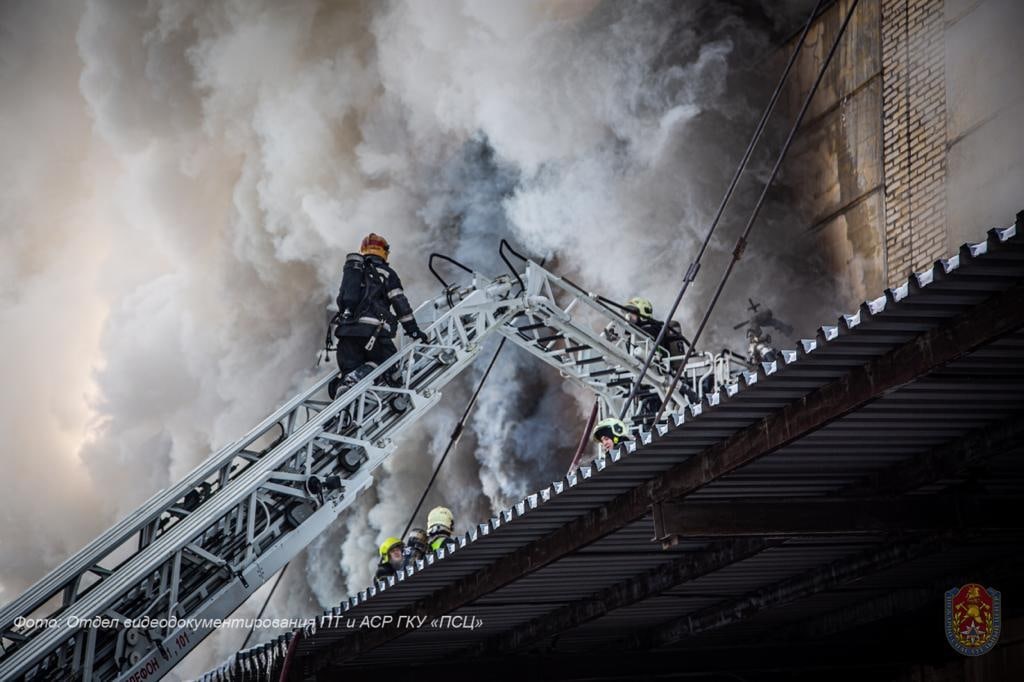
[608,378,633,387]
[518,323,548,332]
[536,334,563,344]
[563,344,589,353]
[576,357,603,366]
[588,368,618,377]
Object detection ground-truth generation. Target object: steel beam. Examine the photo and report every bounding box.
[614,533,959,651]
[307,277,1024,672]
[651,495,1024,539]
[776,554,1024,642]
[839,410,1024,496]
[464,538,774,658]
[459,411,1024,658]
[317,640,944,682]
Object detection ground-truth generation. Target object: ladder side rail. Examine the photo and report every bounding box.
[107,297,524,681]
[0,269,502,637]
[509,266,691,417]
[495,325,625,410]
[524,265,680,393]
[0,371,336,634]
[0,351,415,679]
[516,294,658,381]
[528,262,669,362]
[0,279,519,681]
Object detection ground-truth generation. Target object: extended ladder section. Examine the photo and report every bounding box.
[0,260,741,681]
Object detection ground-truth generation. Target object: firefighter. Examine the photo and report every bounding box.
[376,536,406,579]
[746,324,778,364]
[592,417,630,454]
[403,528,429,565]
[623,297,689,361]
[622,297,698,409]
[426,506,456,552]
[622,296,653,328]
[330,233,429,398]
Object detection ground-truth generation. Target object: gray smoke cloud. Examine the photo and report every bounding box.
[0,0,836,678]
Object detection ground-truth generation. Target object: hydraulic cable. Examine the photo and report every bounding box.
[429,253,476,307]
[400,337,507,540]
[566,400,599,476]
[499,239,528,293]
[240,562,289,650]
[428,253,474,290]
[618,0,825,420]
[654,0,861,423]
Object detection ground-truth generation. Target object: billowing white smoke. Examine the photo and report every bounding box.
[0,0,834,678]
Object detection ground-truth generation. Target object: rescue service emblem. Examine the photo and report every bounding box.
[945,583,1001,656]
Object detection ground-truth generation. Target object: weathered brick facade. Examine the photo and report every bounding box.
[881,0,948,286]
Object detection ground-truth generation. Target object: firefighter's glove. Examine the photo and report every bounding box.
[407,328,429,344]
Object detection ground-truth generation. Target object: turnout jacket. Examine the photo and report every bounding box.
[637,318,689,358]
[335,253,418,339]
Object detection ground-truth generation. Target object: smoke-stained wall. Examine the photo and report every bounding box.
[781,0,1024,295]
[778,0,886,309]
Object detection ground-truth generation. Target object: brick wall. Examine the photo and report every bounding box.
[881,0,948,286]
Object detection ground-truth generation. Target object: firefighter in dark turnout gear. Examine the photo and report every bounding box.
[621,297,698,410]
[403,528,429,565]
[331,234,428,397]
[623,297,689,362]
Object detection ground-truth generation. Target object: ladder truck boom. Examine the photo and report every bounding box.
[0,259,730,681]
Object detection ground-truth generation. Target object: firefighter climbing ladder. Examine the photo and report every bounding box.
[0,256,745,682]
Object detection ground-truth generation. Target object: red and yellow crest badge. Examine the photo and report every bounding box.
[945,583,1001,656]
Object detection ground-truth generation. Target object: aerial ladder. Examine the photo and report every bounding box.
[0,248,746,681]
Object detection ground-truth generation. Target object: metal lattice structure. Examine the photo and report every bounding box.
[0,260,742,682]
[193,216,1024,682]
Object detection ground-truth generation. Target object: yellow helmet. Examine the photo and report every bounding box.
[626,297,654,320]
[379,536,403,559]
[592,417,629,444]
[360,233,390,261]
[427,506,454,534]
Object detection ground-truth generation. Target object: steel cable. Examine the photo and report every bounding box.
[654,0,861,423]
[618,0,827,420]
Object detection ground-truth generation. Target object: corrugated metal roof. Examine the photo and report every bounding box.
[200,220,1024,680]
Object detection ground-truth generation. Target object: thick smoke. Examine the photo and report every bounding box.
[1,1,833,678]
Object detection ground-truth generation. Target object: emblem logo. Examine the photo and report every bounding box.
[945,583,1001,656]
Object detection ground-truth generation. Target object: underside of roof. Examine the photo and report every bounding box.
[204,213,1024,682]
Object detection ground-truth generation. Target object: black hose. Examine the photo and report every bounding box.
[499,238,529,263]
[428,253,474,290]
[654,0,860,423]
[618,0,826,420]
[498,239,526,293]
[240,562,288,650]
[401,338,507,540]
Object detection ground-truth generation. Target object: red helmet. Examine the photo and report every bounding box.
[360,233,390,261]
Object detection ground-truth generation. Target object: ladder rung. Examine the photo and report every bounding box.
[563,344,589,353]
[576,357,603,366]
[608,378,633,387]
[518,323,548,332]
[536,334,563,344]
